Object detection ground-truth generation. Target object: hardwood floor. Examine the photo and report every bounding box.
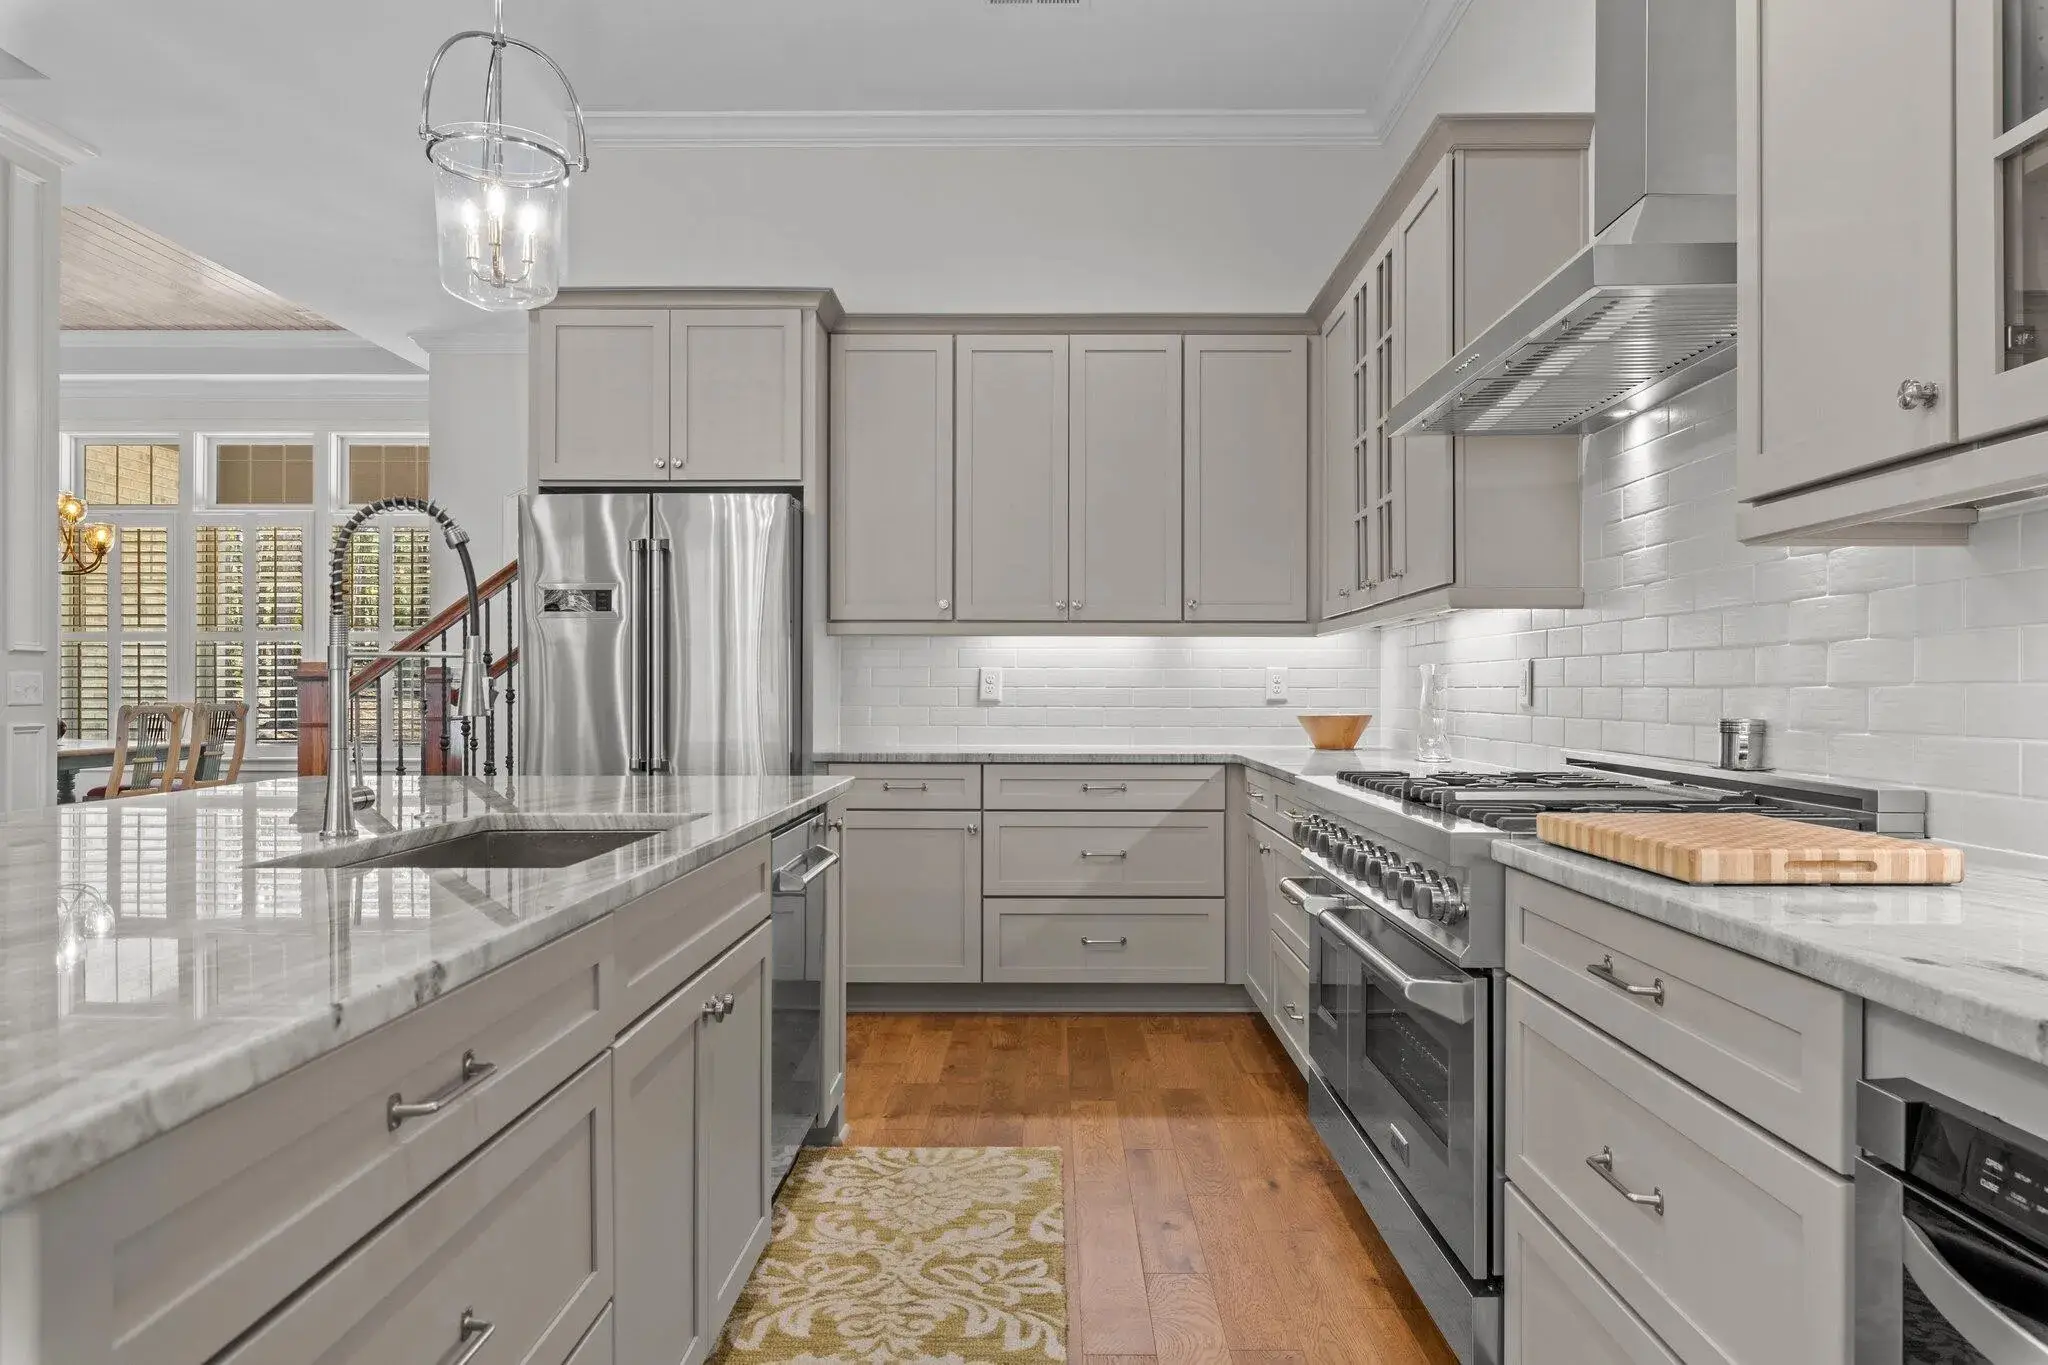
[844,1012,1460,1365]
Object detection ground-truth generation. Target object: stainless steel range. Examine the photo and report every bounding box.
[1272,756,1926,1365]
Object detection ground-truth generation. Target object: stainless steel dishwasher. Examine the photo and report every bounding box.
[768,813,838,1191]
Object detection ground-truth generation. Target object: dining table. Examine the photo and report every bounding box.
[55,740,177,804]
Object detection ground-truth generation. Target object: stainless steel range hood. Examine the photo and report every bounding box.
[1388,0,1736,438]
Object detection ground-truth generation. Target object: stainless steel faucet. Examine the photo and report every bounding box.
[321,498,488,839]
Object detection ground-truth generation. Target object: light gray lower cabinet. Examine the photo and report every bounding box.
[982,898,1225,983]
[1504,1186,1678,1365]
[1242,822,1273,1011]
[566,1307,615,1365]
[842,808,982,982]
[820,800,847,1125]
[981,810,1226,898]
[216,1056,614,1365]
[1270,930,1311,1072]
[613,919,775,1365]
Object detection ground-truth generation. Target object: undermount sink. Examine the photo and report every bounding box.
[342,828,662,870]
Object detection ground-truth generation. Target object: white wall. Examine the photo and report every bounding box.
[1376,372,2048,868]
[421,343,527,576]
[836,632,1380,749]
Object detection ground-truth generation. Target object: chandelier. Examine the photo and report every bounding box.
[418,0,591,312]
[57,492,114,576]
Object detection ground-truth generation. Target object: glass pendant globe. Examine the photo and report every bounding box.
[429,124,570,312]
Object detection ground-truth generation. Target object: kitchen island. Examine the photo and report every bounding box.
[0,770,850,1365]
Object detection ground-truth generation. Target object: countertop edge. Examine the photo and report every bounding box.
[0,778,851,1209]
[1493,838,2048,1069]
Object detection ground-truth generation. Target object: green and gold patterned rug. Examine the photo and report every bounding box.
[713,1146,1069,1364]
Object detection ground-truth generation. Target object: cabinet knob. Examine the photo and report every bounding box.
[1070,600,1082,611]
[654,458,669,469]
[1338,587,1350,597]
[937,598,950,612]
[966,823,980,837]
[1897,379,1942,411]
[1186,598,1198,612]
[1055,600,1067,611]
[828,817,844,832]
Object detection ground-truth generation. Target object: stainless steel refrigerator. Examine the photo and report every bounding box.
[518,492,801,776]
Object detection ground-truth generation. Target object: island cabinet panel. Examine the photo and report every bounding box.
[981,810,1226,898]
[1506,870,1858,1173]
[614,834,771,1025]
[28,917,615,1365]
[1242,822,1275,1011]
[214,1055,613,1365]
[1183,335,1309,623]
[981,763,1224,811]
[829,334,955,622]
[1506,983,1852,1365]
[1270,930,1312,1073]
[1504,1187,1679,1365]
[1069,335,1184,623]
[565,1307,615,1365]
[614,920,775,1365]
[841,809,983,982]
[955,335,1071,622]
[820,798,848,1125]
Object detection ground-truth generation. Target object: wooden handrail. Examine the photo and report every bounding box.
[348,560,519,695]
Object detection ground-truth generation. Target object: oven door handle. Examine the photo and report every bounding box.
[1290,894,1475,1027]
[775,845,841,894]
[1902,1218,2048,1361]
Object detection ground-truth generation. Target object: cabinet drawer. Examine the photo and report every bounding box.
[1245,771,1297,835]
[983,899,1225,982]
[1506,870,1857,1171]
[1504,1186,1678,1365]
[35,919,614,1365]
[1263,841,1313,964]
[1272,932,1312,1070]
[1506,983,1851,1365]
[616,837,770,1024]
[983,810,1225,896]
[983,764,1224,811]
[218,1057,613,1365]
[829,763,982,809]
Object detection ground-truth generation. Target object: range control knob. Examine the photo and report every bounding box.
[1396,872,1420,912]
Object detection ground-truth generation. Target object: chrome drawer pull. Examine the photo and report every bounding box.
[1080,782,1129,792]
[388,1050,496,1130]
[1587,954,1666,1005]
[704,991,736,1021]
[1080,936,1128,948]
[1079,850,1129,860]
[1586,1146,1664,1215]
[1283,1003,1306,1023]
[880,781,929,792]
[1247,784,1267,798]
[443,1308,495,1365]
[775,844,842,892]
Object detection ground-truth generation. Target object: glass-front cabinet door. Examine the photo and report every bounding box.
[1960,2,2048,439]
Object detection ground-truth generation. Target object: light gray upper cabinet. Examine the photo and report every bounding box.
[1183,335,1310,623]
[841,809,982,983]
[1736,0,1956,505]
[829,334,955,622]
[1070,336,1184,623]
[669,309,803,483]
[1394,165,1457,601]
[955,335,1070,622]
[532,308,671,483]
[1319,302,1361,619]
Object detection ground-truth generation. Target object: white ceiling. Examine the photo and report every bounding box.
[0,0,1488,361]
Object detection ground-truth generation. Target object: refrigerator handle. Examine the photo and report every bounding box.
[650,538,674,774]
[629,537,651,773]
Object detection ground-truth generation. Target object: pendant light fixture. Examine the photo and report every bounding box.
[57,492,114,577]
[418,0,590,312]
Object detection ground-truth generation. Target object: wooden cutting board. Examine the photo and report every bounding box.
[1535,811,1964,885]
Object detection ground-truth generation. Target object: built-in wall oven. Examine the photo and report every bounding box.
[1857,1077,2048,1362]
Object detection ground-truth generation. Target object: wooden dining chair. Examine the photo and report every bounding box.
[179,701,250,789]
[85,703,190,800]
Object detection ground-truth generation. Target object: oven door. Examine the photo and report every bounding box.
[1311,901,1490,1280]
[1857,1157,2048,1363]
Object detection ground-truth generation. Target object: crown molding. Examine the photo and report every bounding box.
[0,101,96,167]
[1367,0,1479,137]
[584,108,1384,150]
[409,323,528,356]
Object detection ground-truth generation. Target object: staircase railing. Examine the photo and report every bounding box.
[296,560,522,782]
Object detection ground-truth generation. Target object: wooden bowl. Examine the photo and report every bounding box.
[1298,713,1372,750]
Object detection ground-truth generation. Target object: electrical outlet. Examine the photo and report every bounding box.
[1520,658,1536,709]
[978,667,1003,703]
[1265,667,1289,703]
[6,671,43,707]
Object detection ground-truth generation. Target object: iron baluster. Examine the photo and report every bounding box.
[374,673,386,779]
[394,662,408,779]
[503,579,516,777]
[481,591,497,778]
[436,629,453,773]
[461,620,479,776]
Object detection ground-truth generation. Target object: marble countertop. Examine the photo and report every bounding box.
[814,744,1404,784]
[0,772,848,1208]
[1497,839,2048,1067]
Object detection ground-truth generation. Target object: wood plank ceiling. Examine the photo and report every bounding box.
[61,206,339,331]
